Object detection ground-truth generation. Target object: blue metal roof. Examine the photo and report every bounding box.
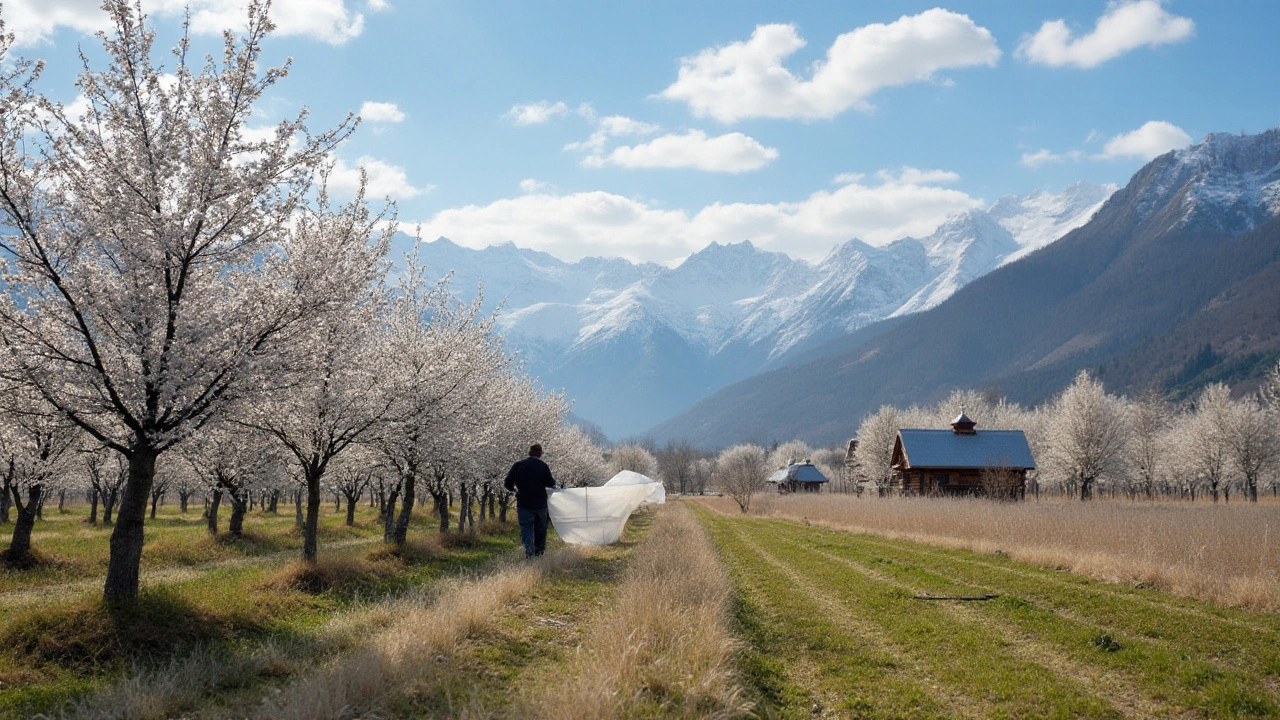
[897,429,1036,470]
[768,462,830,483]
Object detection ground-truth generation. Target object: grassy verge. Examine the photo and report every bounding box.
[694,503,1280,719]
[0,503,521,719]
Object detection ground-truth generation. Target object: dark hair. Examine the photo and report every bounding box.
[528,443,543,458]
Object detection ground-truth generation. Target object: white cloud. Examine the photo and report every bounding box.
[503,101,569,125]
[519,178,555,194]
[359,101,406,124]
[1097,120,1191,160]
[1019,148,1073,168]
[1017,0,1194,69]
[6,0,372,46]
[329,156,431,200]
[603,130,779,173]
[563,114,660,156]
[415,168,980,263]
[659,11,1000,123]
[832,172,866,185]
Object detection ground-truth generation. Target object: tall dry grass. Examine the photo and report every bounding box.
[254,548,587,720]
[707,494,1280,611]
[530,504,751,720]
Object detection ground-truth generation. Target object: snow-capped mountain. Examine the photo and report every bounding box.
[411,182,1116,438]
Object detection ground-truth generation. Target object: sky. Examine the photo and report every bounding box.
[8,0,1280,264]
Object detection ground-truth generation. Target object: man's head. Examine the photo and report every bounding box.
[528,443,543,458]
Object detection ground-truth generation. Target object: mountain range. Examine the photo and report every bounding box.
[650,129,1280,448]
[404,181,1116,438]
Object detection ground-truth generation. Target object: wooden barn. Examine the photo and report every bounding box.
[767,461,829,494]
[890,413,1036,499]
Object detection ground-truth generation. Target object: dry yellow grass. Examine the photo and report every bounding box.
[703,494,1280,611]
[529,504,751,719]
[253,548,588,720]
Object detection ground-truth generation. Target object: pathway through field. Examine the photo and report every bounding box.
[695,505,1280,719]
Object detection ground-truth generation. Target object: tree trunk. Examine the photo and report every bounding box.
[88,489,100,525]
[178,489,190,513]
[207,488,222,535]
[303,465,323,564]
[1079,476,1094,501]
[228,491,247,538]
[393,473,415,545]
[1246,474,1259,503]
[0,469,11,524]
[103,447,158,603]
[294,489,303,528]
[345,493,357,526]
[457,482,468,533]
[433,490,451,533]
[5,484,39,562]
[57,490,66,513]
[383,487,400,543]
[268,490,279,513]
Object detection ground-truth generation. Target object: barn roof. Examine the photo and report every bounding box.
[896,429,1036,470]
[767,462,830,484]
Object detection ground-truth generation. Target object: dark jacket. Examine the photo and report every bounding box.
[504,456,556,509]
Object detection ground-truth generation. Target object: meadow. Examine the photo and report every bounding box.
[712,493,1280,611]
[5,496,1280,718]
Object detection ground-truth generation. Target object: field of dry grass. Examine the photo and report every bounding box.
[530,504,749,719]
[704,493,1280,611]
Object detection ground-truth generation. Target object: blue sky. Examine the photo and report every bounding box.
[11,0,1280,263]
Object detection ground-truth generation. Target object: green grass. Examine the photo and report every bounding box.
[693,505,1280,719]
[0,500,523,719]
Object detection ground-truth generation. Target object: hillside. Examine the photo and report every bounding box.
[649,130,1280,448]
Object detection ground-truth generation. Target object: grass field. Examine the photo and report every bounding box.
[729,494,1280,611]
[694,502,1280,719]
[0,502,523,719]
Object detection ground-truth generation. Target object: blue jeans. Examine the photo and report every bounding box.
[517,507,549,558]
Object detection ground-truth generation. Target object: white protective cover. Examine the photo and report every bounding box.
[602,470,666,504]
[546,483,662,546]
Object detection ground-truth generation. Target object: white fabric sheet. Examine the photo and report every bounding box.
[602,470,666,504]
[546,483,662,546]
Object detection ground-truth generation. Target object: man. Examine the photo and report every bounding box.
[503,443,557,558]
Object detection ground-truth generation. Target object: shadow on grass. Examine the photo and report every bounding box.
[0,587,259,671]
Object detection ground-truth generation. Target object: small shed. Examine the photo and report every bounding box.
[890,413,1035,499]
[767,461,829,494]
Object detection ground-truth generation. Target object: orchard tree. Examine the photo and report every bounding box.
[1186,384,1234,502]
[1128,389,1170,499]
[715,444,768,513]
[181,425,278,537]
[1226,395,1278,503]
[767,440,813,472]
[0,388,79,564]
[608,443,658,478]
[854,406,903,497]
[549,426,607,488]
[0,3,382,601]
[1045,371,1129,501]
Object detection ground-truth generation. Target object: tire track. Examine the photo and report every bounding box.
[719,520,981,719]
[768,526,1186,719]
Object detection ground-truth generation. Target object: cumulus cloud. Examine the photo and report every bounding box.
[5,0,375,46]
[415,168,980,263]
[329,156,431,200]
[503,101,569,125]
[563,114,660,157]
[659,11,1000,123]
[518,178,555,194]
[1097,120,1191,160]
[359,101,406,124]
[1017,0,1194,69]
[602,130,779,173]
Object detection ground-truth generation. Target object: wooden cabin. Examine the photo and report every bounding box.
[890,413,1035,499]
[767,461,829,494]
